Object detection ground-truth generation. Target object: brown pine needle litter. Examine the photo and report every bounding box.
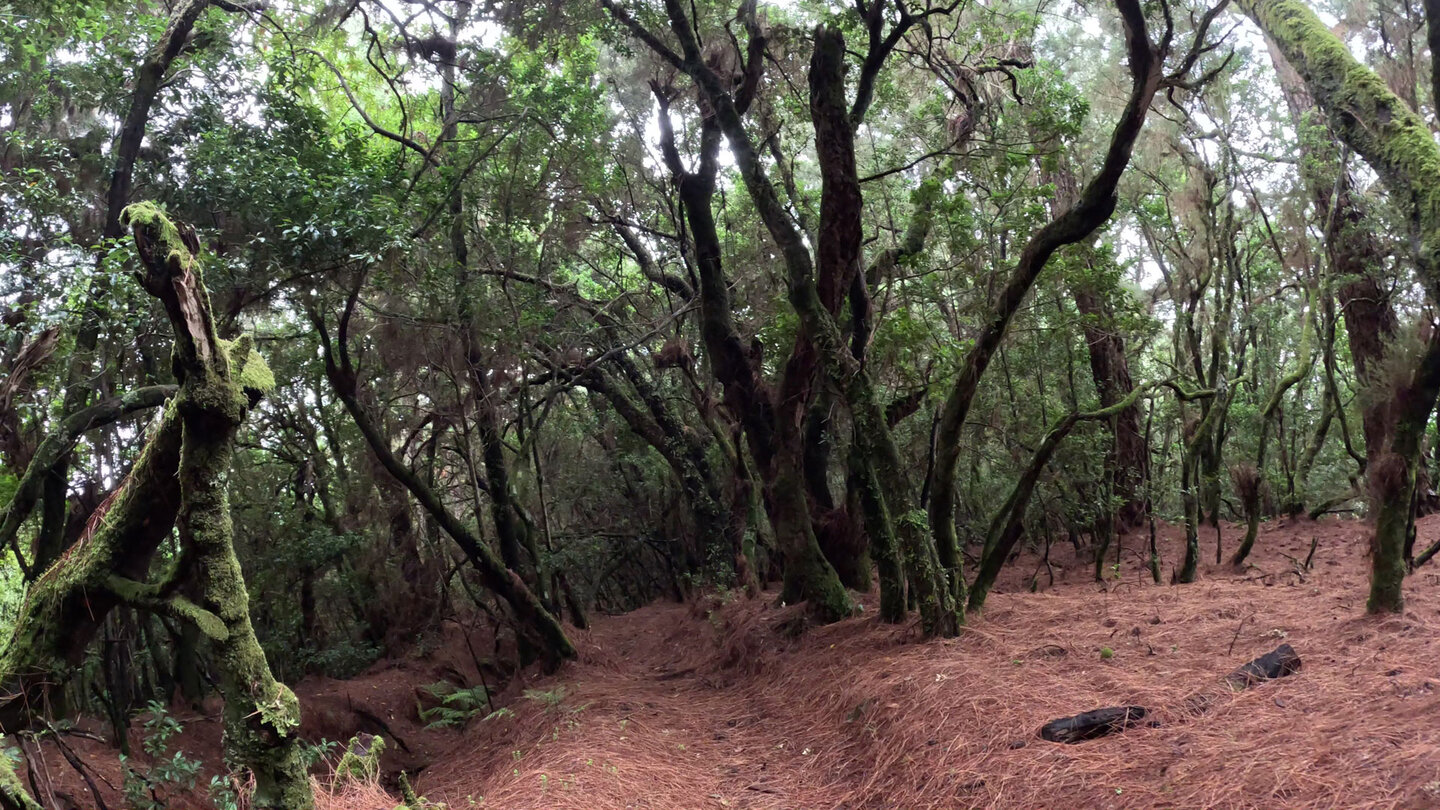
[41,515,1440,809]
[401,517,1440,810]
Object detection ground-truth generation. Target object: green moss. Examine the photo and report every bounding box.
[119,201,195,270]
[0,742,41,810]
[335,734,387,783]
[258,682,301,735]
[219,337,276,395]
[1244,0,1440,284]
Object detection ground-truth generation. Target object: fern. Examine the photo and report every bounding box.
[522,685,567,711]
[418,682,489,729]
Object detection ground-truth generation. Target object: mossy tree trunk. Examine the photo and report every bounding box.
[1240,0,1440,611]
[579,365,734,581]
[1074,280,1149,530]
[1044,158,1149,532]
[1168,381,1221,584]
[0,400,183,730]
[0,203,313,806]
[1367,334,1440,612]
[651,7,949,632]
[606,225,762,592]
[0,384,176,579]
[968,385,1152,612]
[804,390,871,592]
[646,77,855,623]
[1263,32,1396,504]
[0,752,40,810]
[118,203,312,808]
[1231,294,1313,566]
[807,26,948,629]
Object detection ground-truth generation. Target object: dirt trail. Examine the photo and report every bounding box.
[33,515,1440,809]
[401,516,1440,810]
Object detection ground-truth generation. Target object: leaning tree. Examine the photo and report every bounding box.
[0,204,312,809]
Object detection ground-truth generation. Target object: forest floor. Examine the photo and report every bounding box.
[36,515,1440,809]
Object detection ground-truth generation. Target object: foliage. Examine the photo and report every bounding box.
[1,0,1438,800]
[119,702,206,810]
[419,683,491,729]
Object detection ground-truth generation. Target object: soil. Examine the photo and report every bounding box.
[28,514,1440,809]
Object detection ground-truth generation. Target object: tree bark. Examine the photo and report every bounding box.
[1046,157,1148,531]
[0,385,176,577]
[0,204,312,805]
[648,80,855,622]
[1262,34,1397,474]
[1240,0,1440,290]
[1241,0,1440,611]
[580,365,733,579]
[930,0,1164,608]
[0,402,183,730]
[120,204,312,808]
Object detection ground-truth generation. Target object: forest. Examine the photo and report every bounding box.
[4,0,1440,806]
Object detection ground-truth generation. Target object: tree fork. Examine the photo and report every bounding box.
[121,203,313,808]
[929,0,1167,606]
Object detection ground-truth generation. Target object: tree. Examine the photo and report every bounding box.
[0,203,311,807]
[1240,0,1440,612]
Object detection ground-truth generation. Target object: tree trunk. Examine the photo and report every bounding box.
[1368,333,1440,612]
[1074,282,1149,529]
[805,391,870,590]
[580,366,733,581]
[656,96,854,623]
[1241,0,1440,610]
[1262,33,1397,476]
[931,0,1163,607]
[969,385,1148,612]
[1047,155,1148,531]
[0,385,176,579]
[0,403,183,730]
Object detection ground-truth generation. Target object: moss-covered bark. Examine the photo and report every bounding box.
[1263,34,1396,479]
[581,367,734,583]
[177,356,311,808]
[1161,380,1222,584]
[1241,0,1440,610]
[121,203,313,807]
[648,75,855,622]
[0,401,183,730]
[930,0,1163,608]
[0,385,176,577]
[0,203,313,808]
[848,450,905,622]
[0,751,40,810]
[1240,0,1440,291]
